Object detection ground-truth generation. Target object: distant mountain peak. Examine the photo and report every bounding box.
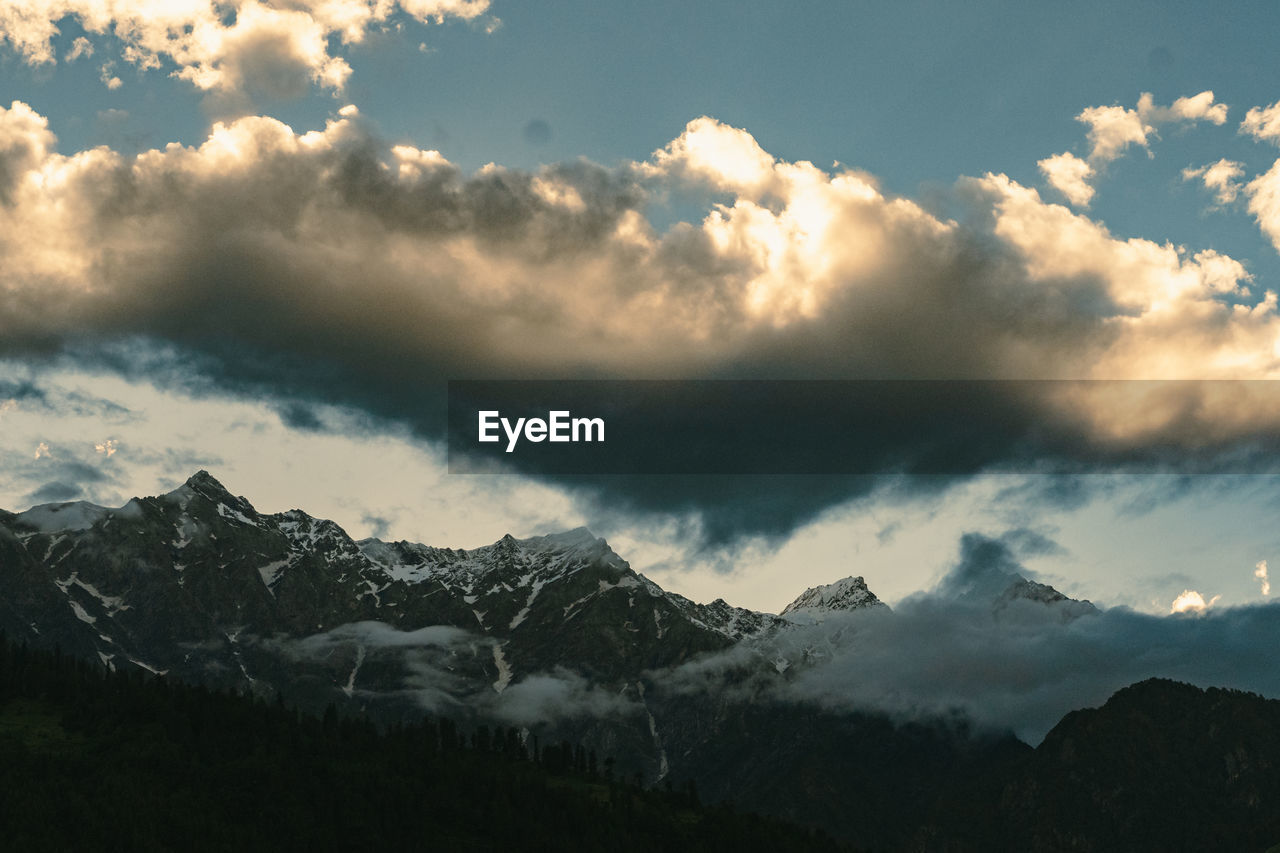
[182,469,232,495]
[780,576,884,620]
[162,470,260,524]
[995,577,1098,621]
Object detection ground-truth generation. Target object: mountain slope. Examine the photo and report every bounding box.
[922,679,1280,851]
[0,472,773,692]
[0,635,847,853]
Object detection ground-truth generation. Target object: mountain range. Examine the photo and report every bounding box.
[2,471,1278,851]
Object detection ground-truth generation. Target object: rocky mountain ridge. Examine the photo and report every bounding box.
[0,471,1115,851]
[1,471,896,685]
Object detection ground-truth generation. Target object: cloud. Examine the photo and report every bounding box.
[272,622,641,722]
[489,668,641,726]
[1136,91,1229,127]
[3,101,1280,544]
[270,620,484,712]
[1170,589,1219,613]
[0,0,495,102]
[64,35,91,62]
[0,377,136,422]
[1241,100,1280,145]
[1183,159,1245,206]
[1076,104,1150,164]
[361,512,392,539]
[1256,559,1271,596]
[936,532,1032,600]
[24,480,81,503]
[1042,91,1228,207]
[655,533,1280,743]
[99,62,122,90]
[290,620,474,653]
[1245,158,1280,253]
[1038,152,1095,207]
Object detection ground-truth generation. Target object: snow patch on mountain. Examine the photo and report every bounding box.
[258,560,288,591]
[493,643,513,693]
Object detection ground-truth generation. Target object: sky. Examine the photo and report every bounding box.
[3,0,1280,617]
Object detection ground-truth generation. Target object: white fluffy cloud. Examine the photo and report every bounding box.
[1170,589,1219,613]
[1241,100,1280,144]
[1080,91,1227,164]
[0,0,493,97]
[1256,560,1271,596]
[1136,90,1229,126]
[1226,101,1280,255]
[1182,158,1245,206]
[1042,91,1228,207]
[1246,159,1280,254]
[1038,151,1095,207]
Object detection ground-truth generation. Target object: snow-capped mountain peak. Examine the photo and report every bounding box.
[780,576,884,621]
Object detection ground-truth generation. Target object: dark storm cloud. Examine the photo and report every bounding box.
[273,400,326,432]
[24,480,83,503]
[0,378,136,422]
[999,527,1067,558]
[936,532,1034,599]
[0,430,124,510]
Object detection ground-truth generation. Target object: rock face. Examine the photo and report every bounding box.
[0,472,803,780]
[0,471,1007,849]
[0,472,776,697]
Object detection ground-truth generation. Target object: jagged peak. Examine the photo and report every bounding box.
[781,575,884,619]
[163,470,258,519]
[164,470,232,500]
[185,469,223,487]
[518,527,626,566]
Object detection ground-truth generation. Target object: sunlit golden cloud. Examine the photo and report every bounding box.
[0,0,493,99]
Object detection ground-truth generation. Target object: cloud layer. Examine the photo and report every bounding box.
[657,533,1280,743]
[2,102,1274,382]
[4,99,1280,541]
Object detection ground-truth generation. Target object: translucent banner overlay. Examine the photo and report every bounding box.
[446,380,1280,475]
